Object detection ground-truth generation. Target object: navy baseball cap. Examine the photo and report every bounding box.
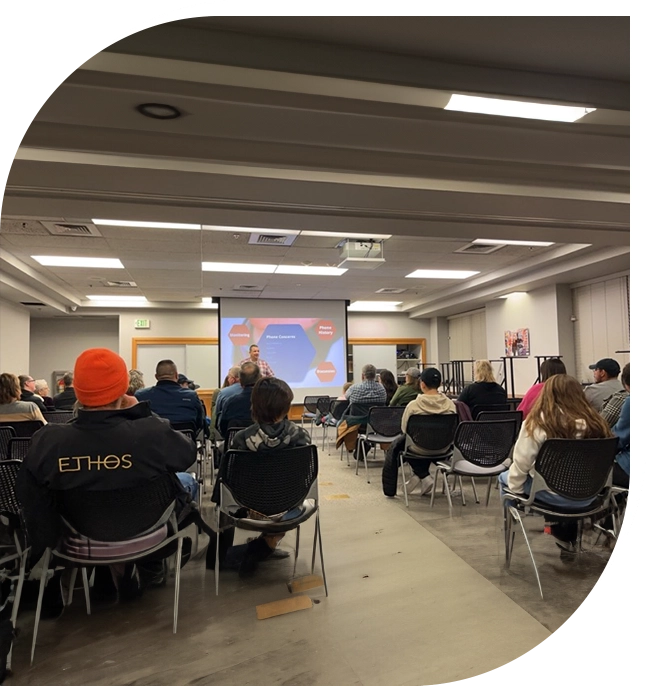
[588,358,621,377]
[420,367,442,387]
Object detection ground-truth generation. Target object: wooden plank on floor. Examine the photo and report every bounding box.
[325,494,350,500]
[256,595,313,620]
[287,575,324,593]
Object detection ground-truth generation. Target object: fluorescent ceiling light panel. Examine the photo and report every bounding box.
[445,94,595,122]
[473,238,554,247]
[86,295,147,302]
[348,301,402,312]
[202,262,277,273]
[92,219,200,230]
[498,292,527,299]
[406,269,480,279]
[301,231,392,240]
[32,256,124,268]
[275,265,347,276]
[202,225,300,235]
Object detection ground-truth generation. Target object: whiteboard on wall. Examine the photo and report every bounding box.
[352,345,397,378]
[135,343,218,389]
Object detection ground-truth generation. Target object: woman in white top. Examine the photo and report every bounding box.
[499,374,611,548]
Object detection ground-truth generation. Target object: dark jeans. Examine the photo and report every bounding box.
[613,463,629,488]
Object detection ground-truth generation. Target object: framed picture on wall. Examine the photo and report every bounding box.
[504,328,530,357]
[52,371,68,395]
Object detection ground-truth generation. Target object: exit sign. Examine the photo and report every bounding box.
[135,319,150,329]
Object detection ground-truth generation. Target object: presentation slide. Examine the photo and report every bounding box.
[219,299,348,403]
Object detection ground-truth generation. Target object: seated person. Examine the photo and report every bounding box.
[34,379,56,410]
[53,372,77,410]
[601,362,629,429]
[517,358,566,419]
[18,374,47,413]
[499,374,612,551]
[378,369,398,405]
[584,358,623,412]
[611,371,629,488]
[336,364,386,453]
[457,360,507,416]
[127,369,145,396]
[207,377,310,576]
[217,362,260,436]
[389,367,421,406]
[0,372,47,425]
[210,367,240,441]
[16,348,199,609]
[316,381,353,426]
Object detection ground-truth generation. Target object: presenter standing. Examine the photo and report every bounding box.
[240,344,275,378]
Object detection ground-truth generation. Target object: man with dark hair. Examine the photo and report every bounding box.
[19,374,47,412]
[16,348,199,611]
[602,362,630,429]
[53,372,77,410]
[217,362,261,435]
[135,359,205,433]
[584,358,623,412]
[239,344,274,378]
[346,364,387,406]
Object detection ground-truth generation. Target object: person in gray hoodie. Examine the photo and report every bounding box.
[400,367,456,495]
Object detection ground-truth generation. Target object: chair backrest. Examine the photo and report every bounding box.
[316,396,333,415]
[366,406,406,437]
[476,410,523,440]
[471,403,512,419]
[534,437,619,500]
[404,413,458,453]
[0,427,16,459]
[170,421,197,439]
[453,420,518,468]
[330,399,349,420]
[224,419,255,452]
[0,460,23,526]
[220,445,318,516]
[42,411,74,424]
[56,473,178,541]
[0,421,45,438]
[7,437,31,461]
[303,395,328,414]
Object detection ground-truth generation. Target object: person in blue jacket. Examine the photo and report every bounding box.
[611,363,630,488]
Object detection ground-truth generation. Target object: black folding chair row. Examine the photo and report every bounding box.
[471,403,512,419]
[355,406,406,483]
[42,411,74,424]
[322,398,348,452]
[6,437,31,461]
[0,427,16,459]
[0,421,45,438]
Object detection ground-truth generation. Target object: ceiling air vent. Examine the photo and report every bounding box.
[20,301,47,306]
[248,233,297,246]
[105,280,137,288]
[454,243,504,255]
[233,284,263,291]
[41,221,103,237]
[376,287,406,294]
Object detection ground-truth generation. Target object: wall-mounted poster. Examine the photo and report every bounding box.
[504,328,530,357]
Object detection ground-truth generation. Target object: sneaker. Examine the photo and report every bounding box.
[404,476,421,495]
[268,548,290,560]
[420,475,435,496]
[238,537,273,579]
[555,540,577,554]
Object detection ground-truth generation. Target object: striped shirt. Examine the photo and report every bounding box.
[239,357,275,378]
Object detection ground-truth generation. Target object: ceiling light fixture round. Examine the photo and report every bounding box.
[136,103,182,120]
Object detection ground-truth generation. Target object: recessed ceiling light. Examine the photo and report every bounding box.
[32,256,124,268]
[86,295,147,303]
[202,225,300,235]
[406,270,480,279]
[445,94,595,122]
[202,262,277,274]
[473,238,554,247]
[498,292,527,299]
[92,219,200,230]
[300,231,392,240]
[347,301,402,312]
[136,103,182,120]
[275,265,347,276]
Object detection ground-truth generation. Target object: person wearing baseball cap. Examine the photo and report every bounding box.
[16,348,200,609]
[389,367,422,407]
[584,358,623,412]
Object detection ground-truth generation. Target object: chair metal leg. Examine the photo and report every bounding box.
[81,567,91,615]
[7,549,27,671]
[510,507,543,599]
[442,472,453,512]
[470,477,480,504]
[67,567,78,606]
[293,526,300,578]
[31,548,51,665]
[215,512,221,595]
[355,439,361,475]
[316,513,329,597]
[485,477,493,507]
[311,516,319,575]
[458,476,467,506]
[364,442,371,484]
[173,539,182,634]
[430,466,440,509]
[400,456,409,508]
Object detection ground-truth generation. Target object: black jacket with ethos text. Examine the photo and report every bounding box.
[16,401,195,559]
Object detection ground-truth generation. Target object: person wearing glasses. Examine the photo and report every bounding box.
[18,374,47,412]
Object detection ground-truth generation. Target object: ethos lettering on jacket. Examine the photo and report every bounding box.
[58,454,133,472]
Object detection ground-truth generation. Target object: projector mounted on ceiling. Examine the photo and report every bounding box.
[337,240,385,270]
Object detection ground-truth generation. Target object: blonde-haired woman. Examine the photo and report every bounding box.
[0,372,47,424]
[499,374,612,550]
[457,359,507,416]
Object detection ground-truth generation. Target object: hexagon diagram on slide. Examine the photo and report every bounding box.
[316,361,336,383]
[261,324,315,382]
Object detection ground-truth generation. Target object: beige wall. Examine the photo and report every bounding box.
[29,317,120,382]
[348,313,430,342]
[0,300,30,373]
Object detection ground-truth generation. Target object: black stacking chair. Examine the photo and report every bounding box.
[0,427,16,460]
[477,410,523,440]
[501,437,618,599]
[435,419,518,509]
[214,445,326,596]
[314,396,333,446]
[301,396,329,434]
[471,403,512,419]
[355,406,406,483]
[399,414,458,508]
[325,399,349,457]
[7,437,31,461]
[42,411,74,424]
[0,421,44,438]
